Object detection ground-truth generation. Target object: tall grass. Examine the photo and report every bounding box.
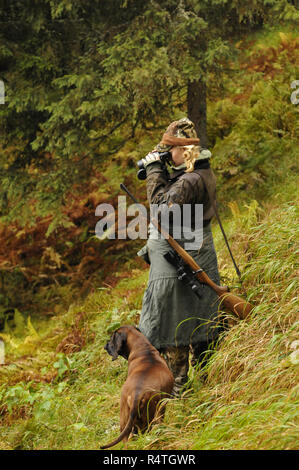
[0,196,297,450]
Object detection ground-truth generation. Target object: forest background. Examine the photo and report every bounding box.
[0,0,298,450]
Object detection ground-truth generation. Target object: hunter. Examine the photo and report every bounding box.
[137,117,223,396]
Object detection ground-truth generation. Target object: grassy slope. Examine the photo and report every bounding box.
[0,26,298,450]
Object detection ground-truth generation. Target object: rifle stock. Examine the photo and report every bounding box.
[151,218,253,320]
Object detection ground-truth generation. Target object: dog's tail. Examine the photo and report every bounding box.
[100,407,136,450]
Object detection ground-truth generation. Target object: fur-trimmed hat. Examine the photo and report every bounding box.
[155,117,200,152]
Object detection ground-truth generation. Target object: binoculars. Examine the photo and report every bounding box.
[137,151,172,180]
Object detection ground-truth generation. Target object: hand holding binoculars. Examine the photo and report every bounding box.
[136,151,172,180]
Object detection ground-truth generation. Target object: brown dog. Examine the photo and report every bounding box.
[100,325,174,449]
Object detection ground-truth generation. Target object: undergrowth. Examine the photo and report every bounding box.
[0,194,298,450]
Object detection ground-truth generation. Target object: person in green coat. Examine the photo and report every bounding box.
[138,117,223,396]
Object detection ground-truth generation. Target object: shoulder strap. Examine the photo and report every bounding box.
[194,169,242,280]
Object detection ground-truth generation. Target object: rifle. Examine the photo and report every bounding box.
[120,183,253,320]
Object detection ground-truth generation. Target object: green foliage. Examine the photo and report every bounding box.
[0,193,298,449]
[207,31,299,202]
[0,382,37,414]
[53,353,72,379]
[0,5,298,450]
[0,0,295,226]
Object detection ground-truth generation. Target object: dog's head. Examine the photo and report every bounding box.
[104,325,141,361]
[104,327,129,361]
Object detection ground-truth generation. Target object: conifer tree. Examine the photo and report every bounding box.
[0,0,298,223]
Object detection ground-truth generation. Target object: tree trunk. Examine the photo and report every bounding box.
[187,78,208,148]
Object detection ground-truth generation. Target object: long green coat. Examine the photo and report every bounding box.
[138,157,222,350]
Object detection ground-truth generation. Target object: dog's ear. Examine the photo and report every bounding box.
[109,330,127,361]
